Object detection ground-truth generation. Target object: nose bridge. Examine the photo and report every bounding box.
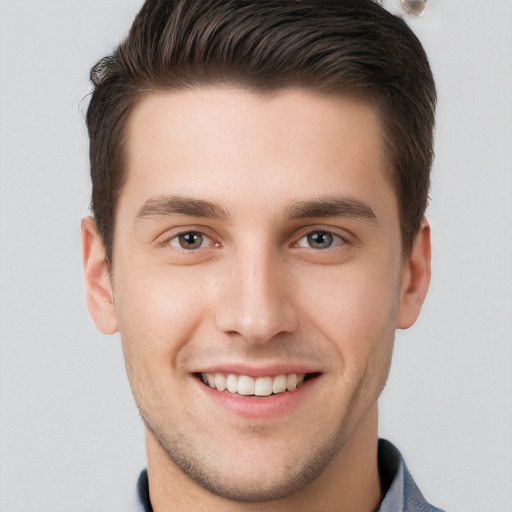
[215,241,298,343]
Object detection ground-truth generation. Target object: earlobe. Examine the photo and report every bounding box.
[81,217,118,335]
[396,219,431,329]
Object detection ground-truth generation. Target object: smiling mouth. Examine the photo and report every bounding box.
[197,372,320,397]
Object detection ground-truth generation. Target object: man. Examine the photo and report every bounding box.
[81,1,444,510]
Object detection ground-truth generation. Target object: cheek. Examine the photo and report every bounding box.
[114,269,206,414]
[300,260,400,325]
[113,265,213,359]
[295,260,400,364]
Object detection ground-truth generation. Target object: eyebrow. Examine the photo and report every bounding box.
[135,194,378,225]
[136,195,229,221]
[286,196,378,225]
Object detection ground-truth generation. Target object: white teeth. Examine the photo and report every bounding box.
[200,372,307,396]
[254,376,273,396]
[238,375,255,396]
[272,374,287,394]
[205,373,215,387]
[226,374,238,393]
[286,373,297,391]
[214,373,226,392]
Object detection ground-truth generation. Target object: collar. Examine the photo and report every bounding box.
[377,439,445,512]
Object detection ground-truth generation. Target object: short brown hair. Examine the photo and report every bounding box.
[86,0,436,261]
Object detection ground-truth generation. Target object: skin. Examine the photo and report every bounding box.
[82,87,431,512]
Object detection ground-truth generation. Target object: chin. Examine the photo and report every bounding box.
[152,422,345,503]
[178,457,327,503]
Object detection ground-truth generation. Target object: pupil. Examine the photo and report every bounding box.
[180,232,202,249]
[308,232,333,249]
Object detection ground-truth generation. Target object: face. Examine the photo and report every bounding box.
[83,87,430,504]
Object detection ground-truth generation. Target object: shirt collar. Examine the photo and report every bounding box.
[377,439,445,512]
[378,439,406,511]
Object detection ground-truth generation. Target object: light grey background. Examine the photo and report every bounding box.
[1,0,511,510]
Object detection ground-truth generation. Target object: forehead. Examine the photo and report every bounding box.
[120,87,395,220]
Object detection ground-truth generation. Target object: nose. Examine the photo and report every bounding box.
[215,245,298,344]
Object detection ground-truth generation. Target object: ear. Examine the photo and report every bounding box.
[396,219,431,329]
[81,217,118,335]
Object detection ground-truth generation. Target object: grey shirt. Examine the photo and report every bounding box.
[135,439,446,511]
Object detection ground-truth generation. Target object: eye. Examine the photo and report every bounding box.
[169,231,212,250]
[296,230,344,249]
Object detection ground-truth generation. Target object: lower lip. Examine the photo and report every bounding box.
[195,376,318,420]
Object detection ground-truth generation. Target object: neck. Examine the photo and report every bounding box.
[146,404,382,512]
